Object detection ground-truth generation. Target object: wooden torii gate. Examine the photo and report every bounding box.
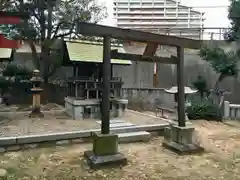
[77,22,203,168]
[77,22,200,130]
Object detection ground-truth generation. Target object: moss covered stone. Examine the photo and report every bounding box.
[92,132,118,156]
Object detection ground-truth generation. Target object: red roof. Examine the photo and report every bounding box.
[0,35,21,48]
[0,11,29,24]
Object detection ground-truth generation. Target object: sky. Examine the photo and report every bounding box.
[97,0,231,28]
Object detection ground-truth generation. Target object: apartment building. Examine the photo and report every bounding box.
[113,0,204,39]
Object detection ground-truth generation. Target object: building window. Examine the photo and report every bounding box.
[142,2,152,6]
[130,2,140,5]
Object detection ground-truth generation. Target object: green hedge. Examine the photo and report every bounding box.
[186,99,221,121]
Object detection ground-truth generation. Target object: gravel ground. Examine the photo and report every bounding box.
[0,120,240,179]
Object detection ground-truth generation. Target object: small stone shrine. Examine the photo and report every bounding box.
[64,41,129,120]
[29,69,44,118]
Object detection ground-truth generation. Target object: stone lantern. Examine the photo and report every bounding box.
[29,69,44,118]
[164,86,198,122]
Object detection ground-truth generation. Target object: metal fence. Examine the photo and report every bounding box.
[152,27,230,40]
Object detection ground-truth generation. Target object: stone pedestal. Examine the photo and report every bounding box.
[29,70,44,118]
[162,125,204,155]
[65,97,128,120]
[84,132,127,169]
[223,101,230,120]
[115,99,128,117]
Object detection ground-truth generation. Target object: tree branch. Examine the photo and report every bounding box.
[47,0,53,39]
[53,21,76,38]
[28,40,40,69]
[52,21,64,38]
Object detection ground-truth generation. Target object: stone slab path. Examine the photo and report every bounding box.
[96,119,151,143]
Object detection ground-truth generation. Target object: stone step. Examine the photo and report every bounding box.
[110,123,135,128]
[96,119,125,124]
[97,121,135,128]
[118,131,151,143]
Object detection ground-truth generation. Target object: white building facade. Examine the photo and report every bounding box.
[113,0,204,39]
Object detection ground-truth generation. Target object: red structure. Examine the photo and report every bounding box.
[0,11,28,48]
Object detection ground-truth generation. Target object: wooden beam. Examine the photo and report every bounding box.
[101,36,111,134]
[111,50,177,64]
[176,47,186,127]
[77,22,201,49]
[143,43,158,56]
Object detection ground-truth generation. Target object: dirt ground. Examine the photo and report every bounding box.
[0,120,240,179]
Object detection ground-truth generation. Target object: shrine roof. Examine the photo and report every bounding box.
[65,40,132,65]
[0,48,13,61]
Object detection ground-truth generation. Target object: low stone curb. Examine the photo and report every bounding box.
[0,109,65,114]
[127,109,192,125]
[0,123,169,152]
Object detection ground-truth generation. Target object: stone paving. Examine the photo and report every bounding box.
[0,110,168,137]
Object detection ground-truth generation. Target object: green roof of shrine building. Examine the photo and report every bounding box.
[64,40,132,65]
[0,48,13,61]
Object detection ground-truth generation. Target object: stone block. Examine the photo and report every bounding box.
[16,130,93,145]
[117,108,123,117]
[0,137,17,146]
[162,141,204,155]
[163,125,204,155]
[84,150,127,169]
[171,125,194,144]
[73,106,84,120]
[96,119,125,124]
[7,145,21,152]
[164,127,171,141]
[22,144,38,150]
[92,133,118,156]
[0,148,6,153]
[118,131,151,143]
[223,101,230,120]
[110,122,135,128]
[56,140,70,145]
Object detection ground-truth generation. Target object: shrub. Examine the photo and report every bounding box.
[186,99,221,121]
[3,64,32,81]
[0,76,11,95]
[192,75,209,99]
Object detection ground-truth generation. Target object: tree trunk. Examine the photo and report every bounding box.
[200,92,204,100]
[43,76,49,84]
[208,73,225,121]
[29,41,40,69]
[208,73,225,100]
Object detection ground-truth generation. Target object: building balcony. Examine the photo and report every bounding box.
[117,21,202,26]
[116,11,164,14]
[115,10,195,15]
[115,16,203,20]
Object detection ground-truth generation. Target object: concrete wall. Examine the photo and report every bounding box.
[155,41,240,103]
[7,40,240,104]
[113,61,154,88]
[122,88,174,105]
[113,41,240,103]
